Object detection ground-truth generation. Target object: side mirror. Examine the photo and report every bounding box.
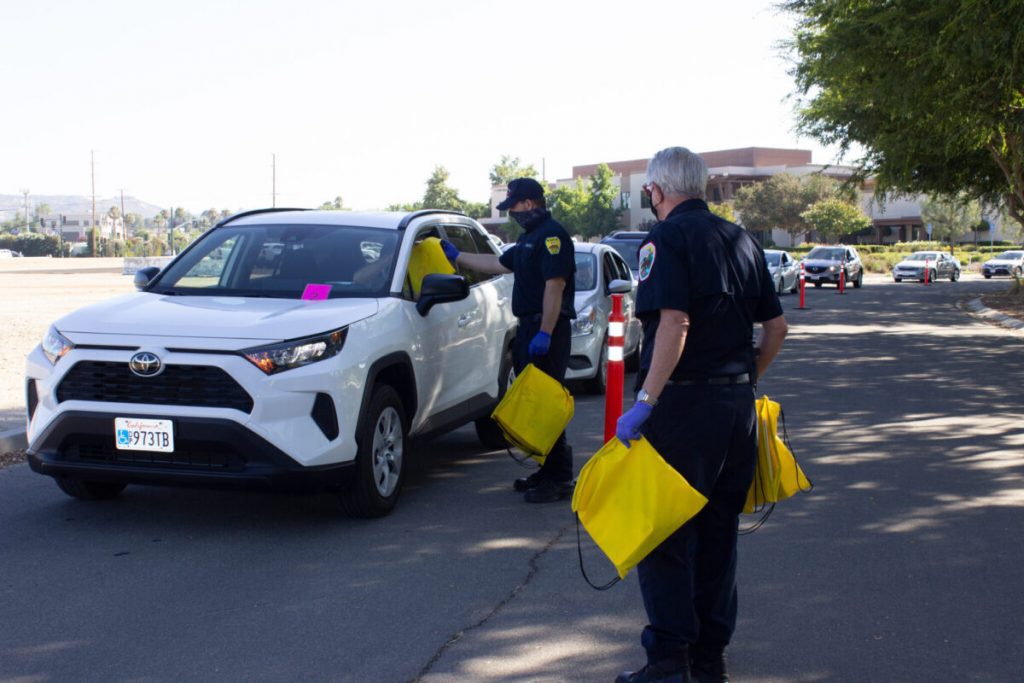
[133,266,160,290]
[607,278,632,295]
[416,273,469,316]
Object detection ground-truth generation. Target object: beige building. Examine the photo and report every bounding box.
[486,147,1009,246]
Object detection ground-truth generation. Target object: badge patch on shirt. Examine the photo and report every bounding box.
[638,243,656,281]
[545,237,561,255]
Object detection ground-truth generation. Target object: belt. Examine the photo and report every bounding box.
[667,373,751,386]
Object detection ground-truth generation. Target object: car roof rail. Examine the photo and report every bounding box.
[214,207,309,228]
[397,209,467,230]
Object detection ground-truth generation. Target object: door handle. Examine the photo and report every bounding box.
[458,313,473,327]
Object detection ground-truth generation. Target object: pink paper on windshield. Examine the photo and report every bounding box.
[301,284,331,301]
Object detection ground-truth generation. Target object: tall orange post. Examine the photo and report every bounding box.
[604,294,625,443]
[924,258,931,285]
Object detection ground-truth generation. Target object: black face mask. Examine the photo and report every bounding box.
[510,208,546,230]
[649,201,659,220]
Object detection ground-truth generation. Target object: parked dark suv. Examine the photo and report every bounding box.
[599,230,648,280]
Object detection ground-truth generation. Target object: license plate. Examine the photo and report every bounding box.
[115,417,174,453]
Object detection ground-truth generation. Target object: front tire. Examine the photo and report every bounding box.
[341,385,407,518]
[950,269,960,282]
[853,270,863,288]
[475,348,514,449]
[1014,266,1022,278]
[776,276,785,295]
[894,277,902,283]
[584,335,609,395]
[56,478,126,500]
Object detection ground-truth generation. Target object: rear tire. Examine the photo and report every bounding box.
[56,478,126,500]
[340,385,407,518]
[984,273,992,279]
[475,348,514,449]
[789,277,798,294]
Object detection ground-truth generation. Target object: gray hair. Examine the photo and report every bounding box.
[646,147,708,200]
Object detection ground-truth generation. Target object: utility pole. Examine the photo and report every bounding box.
[168,206,174,256]
[20,188,29,232]
[119,189,127,239]
[91,150,97,257]
[272,153,277,208]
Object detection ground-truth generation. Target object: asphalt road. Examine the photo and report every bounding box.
[2,275,1022,682]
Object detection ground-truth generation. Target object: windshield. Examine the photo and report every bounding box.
[151,223,400,299]
[605,241,640,271]
[996,251,1024,259]
[806,247,846,260]
[575,253,597,291]
[764,252,781,266]
[906,252,940,261]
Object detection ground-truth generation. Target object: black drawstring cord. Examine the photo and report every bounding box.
[576,513,620,591]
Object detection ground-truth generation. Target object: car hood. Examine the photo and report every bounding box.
[984,259,1021,266]
[802,258,842,267]
[54,292,379,343]
[894,260,926,268]
[574,289,601,312]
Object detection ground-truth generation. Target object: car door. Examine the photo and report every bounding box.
[607,249,641,356]
[438,223,510,406]
[780,252,795,290]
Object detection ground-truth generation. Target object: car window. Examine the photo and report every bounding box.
[610,252,632,282]
[152,223,399,299]
[806,247,846,260]
[442,224,492,286]
[765,252,781,266]
[606,241,640,271]
[575,253,598,291]
[996,251,1024,259]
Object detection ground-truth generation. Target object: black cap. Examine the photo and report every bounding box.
[496,177,545,211]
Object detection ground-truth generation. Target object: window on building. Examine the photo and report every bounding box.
[620,191,631,209]
[499,210,507,218]
[640,192,651,209]
[712,187,722,202]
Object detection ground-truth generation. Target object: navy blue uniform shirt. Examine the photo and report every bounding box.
[635,198,782,380]
[498,212,576,319]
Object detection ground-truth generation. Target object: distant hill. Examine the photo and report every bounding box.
[0,194,164,222]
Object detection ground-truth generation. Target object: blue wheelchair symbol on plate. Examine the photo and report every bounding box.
[117,429,131,445]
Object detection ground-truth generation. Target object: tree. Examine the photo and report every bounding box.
[549,163,623,239]
[422,166,465,212]
[733,173,843,241]
[489,155,540,186]
[462,201,490,219]
[920,194,983,250]
[708,202,736,223]
[801,198,873,243]
[319,196,345,210]
[784,0,1024,229]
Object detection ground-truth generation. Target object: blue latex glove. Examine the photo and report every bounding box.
[616,401,653,447]
[440,239,459,265]
[528,331,551,357]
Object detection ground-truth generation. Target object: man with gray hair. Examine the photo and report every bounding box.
[614,147,789,683]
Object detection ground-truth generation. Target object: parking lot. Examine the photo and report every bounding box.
[2,268,1023,681]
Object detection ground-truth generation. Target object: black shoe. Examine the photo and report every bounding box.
[523,478,573,503]
[616,663,691,683]
[690,650,728,683]
[513,471,543,492]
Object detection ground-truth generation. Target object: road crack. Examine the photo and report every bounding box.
[410,522,572,682]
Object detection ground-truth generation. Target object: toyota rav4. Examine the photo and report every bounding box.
[25,208,517,517]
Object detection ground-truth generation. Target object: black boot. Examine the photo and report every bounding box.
[690,648,728,683]
[523,478,573,503]
[616,662,691,683]
[513,470,543,492]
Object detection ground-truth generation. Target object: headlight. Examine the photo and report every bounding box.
[828,265,837,272]
[571,305,596,337]
[242,327,348,375]
[42,326,74,365]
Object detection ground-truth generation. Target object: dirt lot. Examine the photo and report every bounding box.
[0,264,134,432]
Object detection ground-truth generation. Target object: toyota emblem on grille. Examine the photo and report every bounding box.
[129,352,163,377]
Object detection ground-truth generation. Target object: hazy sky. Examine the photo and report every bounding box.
[1,0,842,213]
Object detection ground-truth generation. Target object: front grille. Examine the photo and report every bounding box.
[57,361,254,413]
[806,265,827,274]
[71,439,247,471]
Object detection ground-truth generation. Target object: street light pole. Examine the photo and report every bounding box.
[20,188,29,231]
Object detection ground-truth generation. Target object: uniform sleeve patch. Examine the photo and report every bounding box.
[545,236,561,255]
[639,243,656,281]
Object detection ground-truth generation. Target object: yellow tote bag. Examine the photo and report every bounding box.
[407,237,455,297]
[744,395,812,515]
[491,363,574,464]
[572,437,708,579]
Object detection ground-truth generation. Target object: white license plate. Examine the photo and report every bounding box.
[115,417,174,453]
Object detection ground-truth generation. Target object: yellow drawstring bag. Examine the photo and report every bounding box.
[407,237,455,297]
[744,395,812,515]
[491,363,574,464]
[572,437,708,579]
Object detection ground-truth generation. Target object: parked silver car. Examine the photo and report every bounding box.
[981,250,1024,278]
[567,243,642,394]
[802,245,864,288]
[892,251,960,282]
[764,249,800,294]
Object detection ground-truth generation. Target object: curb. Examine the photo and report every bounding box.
[963,297,1024,332]
[0,427,27,453]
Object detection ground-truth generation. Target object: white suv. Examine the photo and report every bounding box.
[25,209,517,517]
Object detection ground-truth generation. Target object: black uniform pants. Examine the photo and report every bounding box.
[513,314,573,483]
[636,382,757,668]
